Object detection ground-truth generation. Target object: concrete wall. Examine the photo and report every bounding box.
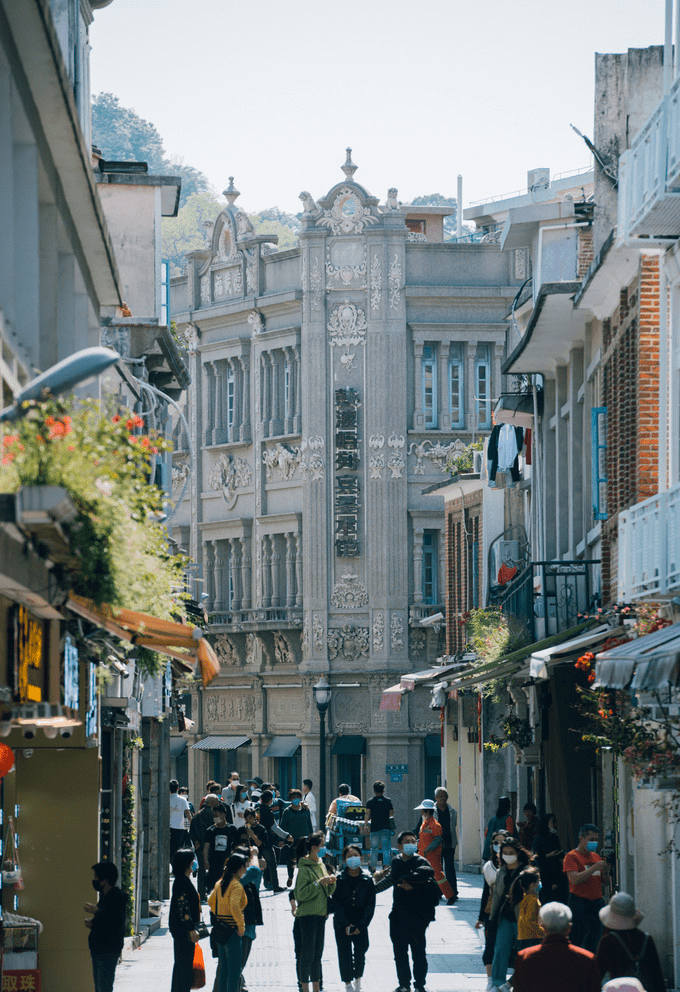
[98,183,158,317]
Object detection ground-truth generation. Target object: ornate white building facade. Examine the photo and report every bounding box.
[170,154,523,823]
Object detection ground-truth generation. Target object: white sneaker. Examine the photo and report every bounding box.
[345,984,353,992]
[354,981,362,992]
[499,983,513,992]
[485,981,496,992]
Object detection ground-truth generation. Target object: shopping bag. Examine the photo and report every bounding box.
[191,941,206,989]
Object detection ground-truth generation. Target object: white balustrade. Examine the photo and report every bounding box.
[618,481,680,599]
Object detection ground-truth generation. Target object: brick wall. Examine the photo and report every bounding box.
[445,489,484,654]
[577,226,595,280]
[600,254,660,604]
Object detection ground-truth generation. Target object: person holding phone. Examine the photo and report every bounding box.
[331,845,376,992]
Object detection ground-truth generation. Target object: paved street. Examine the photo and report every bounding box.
[114,870,487,992]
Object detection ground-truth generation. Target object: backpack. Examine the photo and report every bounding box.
[609,931,651,987]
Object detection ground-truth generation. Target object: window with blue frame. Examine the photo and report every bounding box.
[422,530,438,604]
[449,344,465,428]
[591,407,608,520]
[475,344,491,429]
[422,345,437,428]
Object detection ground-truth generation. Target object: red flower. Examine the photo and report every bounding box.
[112,414,121,423]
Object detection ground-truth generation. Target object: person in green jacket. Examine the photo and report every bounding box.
[293,831,336,992]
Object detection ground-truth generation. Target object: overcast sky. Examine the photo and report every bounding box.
[91,0,666,214]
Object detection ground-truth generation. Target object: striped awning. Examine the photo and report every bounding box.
[190,735,251,751]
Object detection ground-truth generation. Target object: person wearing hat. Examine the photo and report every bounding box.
[414,799,454,903]
[596,893,666,992]
[602,981,648,992]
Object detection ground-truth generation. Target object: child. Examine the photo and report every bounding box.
[517,867,542,949]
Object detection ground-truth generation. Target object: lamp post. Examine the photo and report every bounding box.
[313,676,332,821]
[0,346,120,421]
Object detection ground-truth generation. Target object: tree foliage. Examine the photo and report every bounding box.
[162,191,223,276]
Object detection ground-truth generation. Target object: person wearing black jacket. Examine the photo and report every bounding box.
[190,795,219,900]
[374,830,439,992]
[258,789,291,892]
[84,860,128,992]
[331,845,376,992]
[169,848,201,992]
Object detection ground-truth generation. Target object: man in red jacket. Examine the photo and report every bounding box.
[513,901,601,992]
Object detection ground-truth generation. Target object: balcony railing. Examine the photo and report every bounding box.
[618,481,680,599]
[490,560,600,641]
[618,80,680,240]
[208,606,303,631]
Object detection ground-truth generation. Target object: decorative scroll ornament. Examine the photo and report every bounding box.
[340,352,356,375]
[387,452,405,479]
[328,303,368,348]
[301,617,310,654]
[327,624,370,661]
[172,462,190,494]
[325,245,367,286]
[388,433,405,449]
[273,632,295,665]
[373,613,385,651]
[213,635,241,667]
[183,324,200,353]
[409,628,427,659]
[245,252,257,294]
[208,454,253,507]
[248,309,264,334]
[313,615,325,653]
[370,253,382,311]
[390,613,405,650]
[369,454,385,479]
[389,254,402,310]
[318,186,380,236]
[369,434,385,450]
[310,256,322,311]
[331,573,369,609]
[262,442,301,481]
[408,438,467,475]
[200,276,210,305]
[300,435,325,481]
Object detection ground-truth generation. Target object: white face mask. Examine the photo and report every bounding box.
[493,843,501,853]
[502,854,518,865]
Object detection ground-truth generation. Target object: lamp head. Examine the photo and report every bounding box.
[313,676,331,713]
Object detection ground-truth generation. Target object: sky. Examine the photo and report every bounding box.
[90,0,667,215]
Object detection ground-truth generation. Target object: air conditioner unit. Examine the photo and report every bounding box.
[473,450,483,475]
[497,540,519,565]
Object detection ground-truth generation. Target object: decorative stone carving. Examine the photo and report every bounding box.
[369,434,385,450]
[246,253,257,295]
[387,451,405,479]
[386,187,400,210]
[214,272,225,298]
[245,633,257,666]
[409,628,427,659]
[310,256,322,311]
[183,324,200,352]
[263,442,301,481]
[235,210,255,237]
[328,303,368,348]
[388,433,405,449]
[339,351,356,375]
[213,635,241,666]
[318,186,379,236]
[301,617,310,654]
[268,691,305,728]
[407,231,427,243]
[327,624,370,661]
[331,573,369,609]
[372,613,385,651]
[248,309,264,334]
[408,438,467,475]
[205,692,256,725]
[369,454,384,479]
[325,243,367,287]
[200,276,210,305]
[299,191,320,216]
[481,228,502,244]
[391,613,404,650]
[312,615,325,653]
[273,632,295,665]
[370,253,382,311]
[208,454,253,508]
[300,435,325,481]
[172,462,190,494]
[389,254,402,310]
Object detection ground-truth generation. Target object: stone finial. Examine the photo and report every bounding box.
[223,177,240,204]
[341,147,357,180]
[386,188,400,210]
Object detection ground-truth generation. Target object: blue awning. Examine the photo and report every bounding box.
[190,735,251,751]
[263,736,301,758]
[332,735,365,756]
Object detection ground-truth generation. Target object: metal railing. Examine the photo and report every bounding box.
[489,566,535,642]
[209,606,303,629]
[489,560,600,641]
[618,481,680,599]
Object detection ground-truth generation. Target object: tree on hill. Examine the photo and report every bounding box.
[161,191,223,276]
[91,92,211,205]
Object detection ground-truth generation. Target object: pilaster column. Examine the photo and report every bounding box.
[413,529,424,603]
[213,539,227,612]
[270,535,281,608]
[261,535,272,608]
[241,538,252,610]
[294,533,303,608]
[285,532,296,607]
[204,362,216,445]
[413,341,425,430]
[230,537,242,611]
[212,360,226,444]
[293,344,301,434]
[239,355,251,442]
[229,358,239,442]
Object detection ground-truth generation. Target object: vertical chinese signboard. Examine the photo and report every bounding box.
[334,387,361,557]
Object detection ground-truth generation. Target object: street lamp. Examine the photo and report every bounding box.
[313,676,332,821]
[0,346,120,421]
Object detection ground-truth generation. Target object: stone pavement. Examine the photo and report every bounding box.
[114,869,488,992]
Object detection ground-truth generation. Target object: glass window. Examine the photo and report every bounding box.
[284,359,291,422]
[475,345,491,429]
[449,345,464,428]
[422,345,438,429]
[591,407,608,521]
[227,365,235,440]
[422,530,438,604]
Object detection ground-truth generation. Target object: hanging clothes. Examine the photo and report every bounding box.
[488,425,524,484]
[524,428,532,466]
[497,563,518,586]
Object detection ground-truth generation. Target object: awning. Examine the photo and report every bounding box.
[170,737,187,757]
[190,735,251,751]
[494,390,543,429]
[263,735,301,758]
[379,683,406,711]
[332,735,366,756]
[400,663,465,692]
[593,621,680,690]
[425,734,441,757]
[68,593,220,686]
[530,624,617,679]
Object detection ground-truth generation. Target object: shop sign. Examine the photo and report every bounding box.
[164,660,172,711]
[15,607,44,703]
[386,762,408,782]
[85,661,98,737]
[2,971,41,990]
[334,387,361,558]
[63,635,79,711]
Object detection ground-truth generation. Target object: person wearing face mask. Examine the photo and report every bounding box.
[84,861,128,992]
[330,845,376,992]
[476,831,508,990]
[374,830,440,992]
[231,786,252,830]
[280,788,314,887]
[487,837,533,992]
[204,802,238,893]
[563,823,609,952]
[516,867,543,950]
[169,849,202,992]
[293,831,337,992]
[532,813,568,905]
